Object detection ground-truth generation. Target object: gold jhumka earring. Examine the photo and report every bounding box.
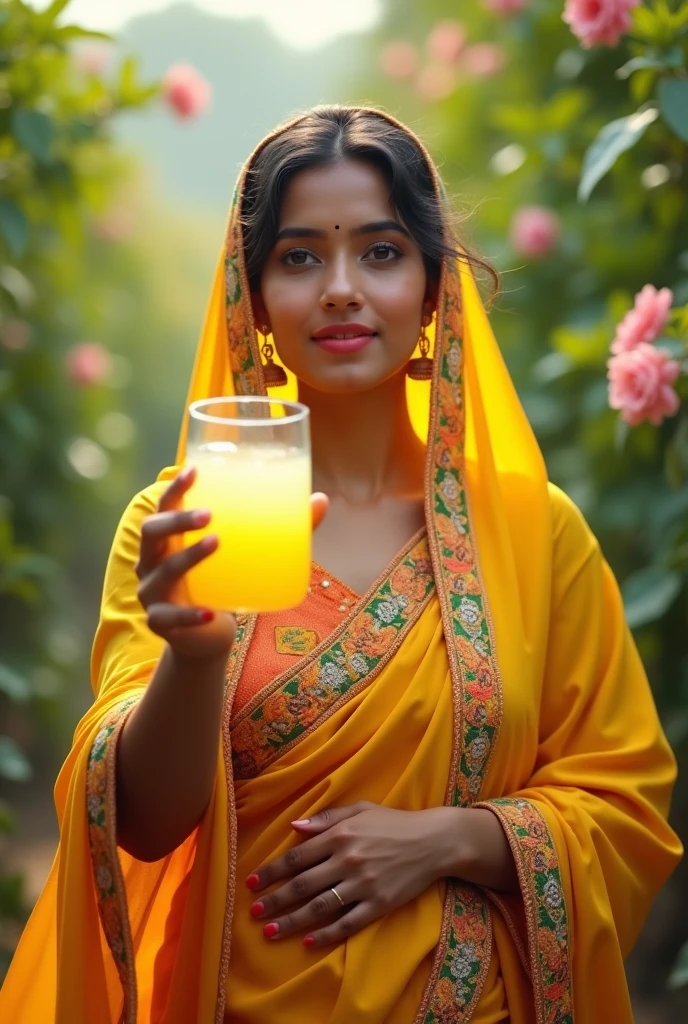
[406,317,434,381]
[259,325,288,388]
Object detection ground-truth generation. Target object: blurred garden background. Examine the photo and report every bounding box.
[1,0,687,1016]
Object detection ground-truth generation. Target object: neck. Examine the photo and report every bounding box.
[301,373,426,504]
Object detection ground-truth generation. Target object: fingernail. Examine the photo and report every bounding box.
[246,874,261,890]
[198,609,214,624]
[291,819,310,826]
[191,509,211,527]
[263,922,279,939]
[303,935,315,948]
[250,901,264,919]
[201,534,218,552]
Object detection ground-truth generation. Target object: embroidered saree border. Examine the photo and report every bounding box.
[230,530,434,780]
[86,695,142,1024]
[477,798,574,1024]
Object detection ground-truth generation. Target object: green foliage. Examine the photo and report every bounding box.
[0,0,158,972]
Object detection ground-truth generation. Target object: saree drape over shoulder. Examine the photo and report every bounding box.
[0,109,681,1024]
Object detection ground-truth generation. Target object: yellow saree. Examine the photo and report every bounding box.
[0,109,681,1024]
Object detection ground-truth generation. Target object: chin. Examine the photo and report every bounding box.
[297,360,403,395]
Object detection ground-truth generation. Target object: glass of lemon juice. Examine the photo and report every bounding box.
[184,397,311,614]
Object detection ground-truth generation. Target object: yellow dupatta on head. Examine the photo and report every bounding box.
[0,108,680,1024]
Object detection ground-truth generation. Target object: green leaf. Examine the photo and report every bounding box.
[0,736,32,782]
[55,25,113,42]
[616,48,684,79]
[0,199,28,257]
[657,78,688,142]
[579,107,659,202]
[39,0,72,21]
[0,665,30,703]
[11,108,54,164]
[668,941,688,990]
[623,566,682,629]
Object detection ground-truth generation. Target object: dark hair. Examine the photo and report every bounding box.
[240,105,498,298]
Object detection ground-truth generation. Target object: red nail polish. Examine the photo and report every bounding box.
[199,609,214,624]
[303,936,315,948]
[246,874,261,890]
[250,901,264,919]
[263,922,279,939]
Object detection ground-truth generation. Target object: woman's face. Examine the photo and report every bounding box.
[252,159,437,394]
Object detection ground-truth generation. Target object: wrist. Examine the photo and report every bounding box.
[166,643,231,676]
[422,806,475,881]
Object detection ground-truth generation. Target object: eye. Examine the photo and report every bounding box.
[281,248,319,267]
[363,242,403,263]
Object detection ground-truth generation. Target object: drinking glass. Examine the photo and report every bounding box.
[183,396,311,614]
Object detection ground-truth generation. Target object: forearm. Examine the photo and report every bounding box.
[429,806,520,895]
[116,644,229,861]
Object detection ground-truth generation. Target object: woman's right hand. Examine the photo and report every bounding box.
[135,466,236,661]
[135,466,329,663]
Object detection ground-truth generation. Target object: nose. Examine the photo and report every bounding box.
[320,253,363,312]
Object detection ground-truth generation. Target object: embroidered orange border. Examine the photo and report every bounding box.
[476,799,574,1024]
[86,695,142,1024]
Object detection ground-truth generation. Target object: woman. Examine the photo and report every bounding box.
[0,105,682,1024]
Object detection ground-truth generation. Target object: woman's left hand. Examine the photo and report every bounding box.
[246,802,463,949]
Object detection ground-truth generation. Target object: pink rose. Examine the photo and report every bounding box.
[416,64,458,102]
[483,0,528,15]
[461,43,507,77]
[510,206,561,259]
[611,284,674,354]
[162,63,212,120]
[426,20,467,64]
[563,0,640,49]
[65,343,112,386]
[379,41,419,80]
[608,344,681,426]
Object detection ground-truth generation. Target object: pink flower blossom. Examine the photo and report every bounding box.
[510,206,561,259]
[416,64,458,102]
[162,63,212,120]
[65,343,112,387]
[562,0,640,49]
[379,41,419,80]
[608,343,681,426]
[426,20,467,64]
[483,0,528,15]
[611,284,674,354]
[462,43,507,77]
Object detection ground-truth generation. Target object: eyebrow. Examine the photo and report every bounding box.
[275,219,411,242]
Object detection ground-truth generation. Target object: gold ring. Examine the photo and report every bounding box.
[330,886,345,908]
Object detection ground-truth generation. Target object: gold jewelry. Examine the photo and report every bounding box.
[406,317,433,381]
[330,886,345,908]
[259,324,288,388]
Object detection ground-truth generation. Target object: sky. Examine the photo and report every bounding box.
[32,0,382,50]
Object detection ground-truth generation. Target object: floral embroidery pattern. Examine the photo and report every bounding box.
[224,182,263,396]
[423,885,492,1024]
[477,798,573,1024]
[230,535,434,780]
[275,626,320,655]
[86,695,141,1024]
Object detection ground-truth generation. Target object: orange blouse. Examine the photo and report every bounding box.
[233,564,360,715]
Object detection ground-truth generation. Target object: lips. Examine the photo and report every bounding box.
[311,323,377,355]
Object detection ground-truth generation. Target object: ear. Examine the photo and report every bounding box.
[423,278,439,322]
[251,293,271,335]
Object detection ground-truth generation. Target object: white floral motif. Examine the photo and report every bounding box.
[440,472,459,503]
[472,637,489,658]
[96,865,113,892]
[375,595,408,624]
[318,661,349,692]
[543,876,563,909]
[87,794,101,819]
[349,653,368,676]
[447,343,461,381]
[225,260,239,300]
[459,596,481,635]
[450,511,466,535]
[468,734,490,765]
[449,941,476,981]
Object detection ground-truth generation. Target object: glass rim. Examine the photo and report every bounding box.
[188,395,309,427]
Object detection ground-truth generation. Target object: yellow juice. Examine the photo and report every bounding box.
[183,442,311,613]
